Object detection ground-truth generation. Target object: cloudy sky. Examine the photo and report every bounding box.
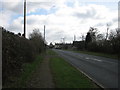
[0,0,119,44]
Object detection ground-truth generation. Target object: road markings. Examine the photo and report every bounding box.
[85,57,102,62]
[93,59,102,62]
[85,57,90,59]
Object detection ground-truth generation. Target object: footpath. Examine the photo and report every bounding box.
[26,56,55,88]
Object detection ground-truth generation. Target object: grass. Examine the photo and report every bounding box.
[20,55,44,88]
[5,54,44,88]
[75,51,118,59]
[49,50,98,88]
[47,49,57,55]
[66,49,118,60]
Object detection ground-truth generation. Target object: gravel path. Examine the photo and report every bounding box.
[26,56,55,88]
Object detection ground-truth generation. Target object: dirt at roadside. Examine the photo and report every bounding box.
[25,56,55,88]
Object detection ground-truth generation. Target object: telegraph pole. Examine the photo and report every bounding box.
[44,25,46,52]
[24,0,26,38]
[44,25,45,42]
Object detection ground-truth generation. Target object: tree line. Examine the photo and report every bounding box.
[54,26,120,58]
[85,27,120,55]
[67,26,119,60]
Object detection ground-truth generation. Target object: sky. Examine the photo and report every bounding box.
[0,0,119,44]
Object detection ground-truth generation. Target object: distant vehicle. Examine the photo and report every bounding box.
[54,45,61,49]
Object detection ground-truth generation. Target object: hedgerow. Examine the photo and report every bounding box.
[2,28,45,85]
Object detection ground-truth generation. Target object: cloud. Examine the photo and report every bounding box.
[2,0,23,14]
[2,0,54,15]
[1,0,118,44]
[0,11,11,28]
[8,17,23,33]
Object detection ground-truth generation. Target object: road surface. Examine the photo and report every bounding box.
[53,49,118,88]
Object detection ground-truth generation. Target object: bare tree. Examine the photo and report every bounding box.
[88,27,98,42]
[29,28,45,53]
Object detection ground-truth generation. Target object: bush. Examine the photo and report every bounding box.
[29,29,45,53]
[2,28,45,85]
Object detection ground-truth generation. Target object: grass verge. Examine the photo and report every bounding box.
[47,49,57,55]
[5,54,44,88]
[75,50,118,59]
[66,49,118,60]
[49,50,98,88]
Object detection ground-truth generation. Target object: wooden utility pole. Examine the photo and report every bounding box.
[43,25,46,52]
[24,0,26,38]
[44,25,45,42]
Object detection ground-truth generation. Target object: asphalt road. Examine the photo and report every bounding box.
[53,49,118,88]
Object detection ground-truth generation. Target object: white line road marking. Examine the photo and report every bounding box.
[85,57,102,62]
[85,57,90,59]
[83,57,116,64]
[93,59,102,62]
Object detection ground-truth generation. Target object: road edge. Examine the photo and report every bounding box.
[53,49,106,89]
[56,53,105,89]
[64,58,105,89]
